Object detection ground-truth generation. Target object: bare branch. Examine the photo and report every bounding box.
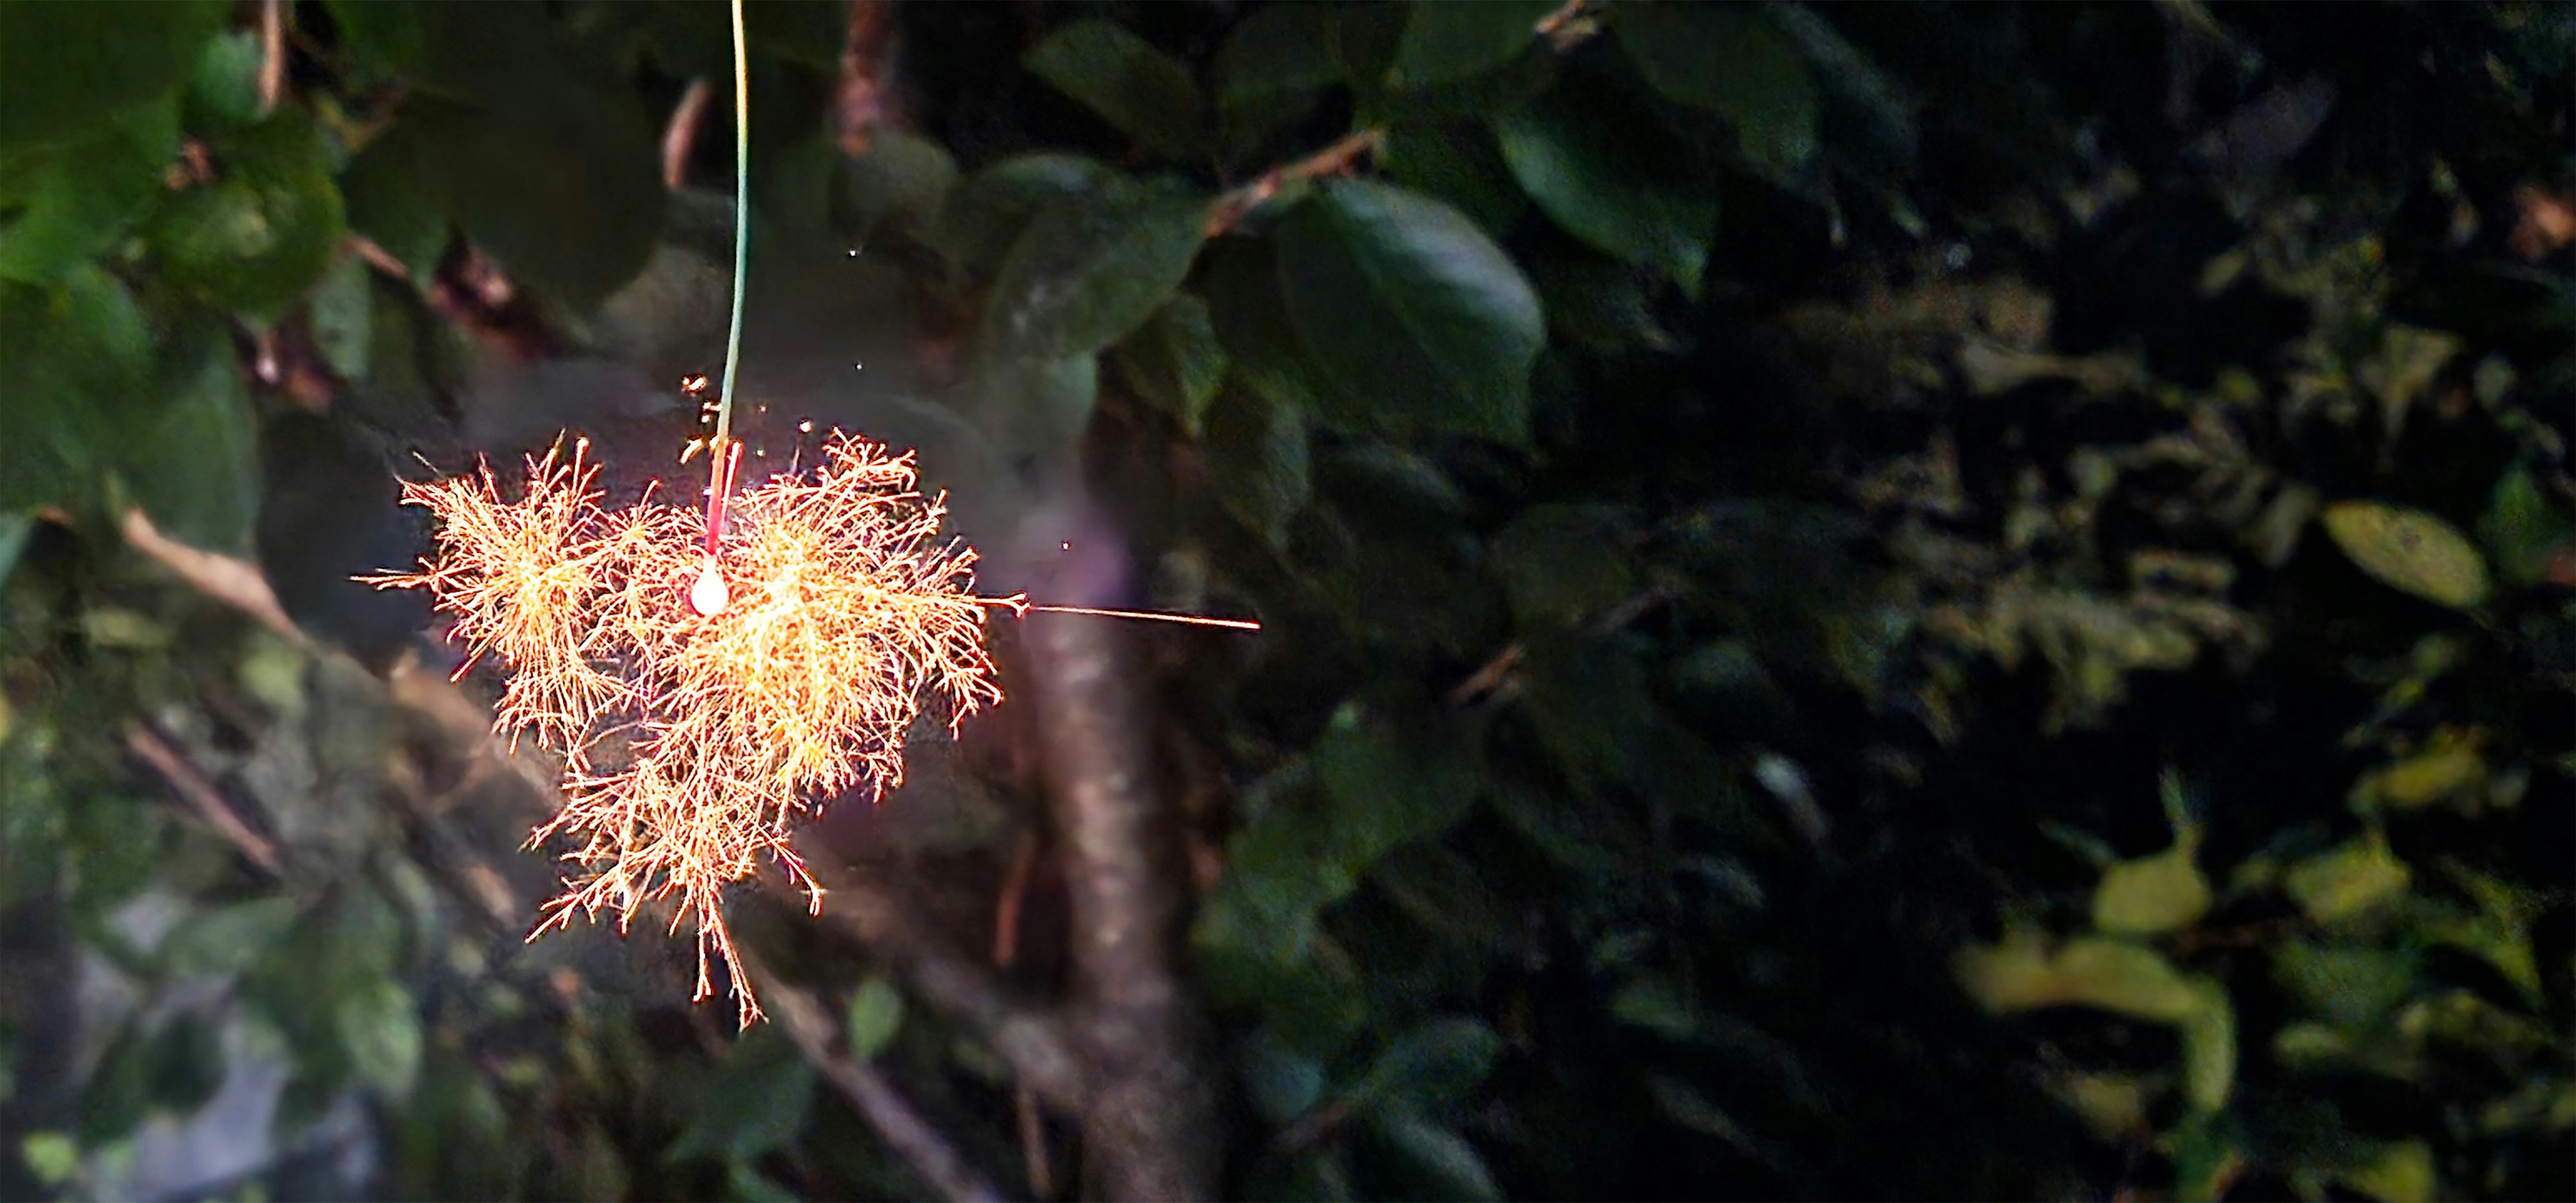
[125,725,283,876]
[1205,129,1383,238]
[749,956,1008,1203]
[837,0,902,154]
[663,78,714,190]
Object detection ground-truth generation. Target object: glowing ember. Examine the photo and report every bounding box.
[368,434,1001,1024]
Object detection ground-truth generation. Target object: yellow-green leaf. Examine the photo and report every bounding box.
[2180,986,2235,1114]
[2284,838,2410,923]
[2093,845,2212,935]
[2345,1140,2436,1203]
[2349,731,2484,811]
[1955,932,2204,1023]
[2320,501,2491,609]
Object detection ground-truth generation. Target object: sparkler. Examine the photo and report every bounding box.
[367,0,1252,1024]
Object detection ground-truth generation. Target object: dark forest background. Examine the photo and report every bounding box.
[2,1,2571,1200]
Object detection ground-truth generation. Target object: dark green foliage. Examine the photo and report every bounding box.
[2,2,2571,1202]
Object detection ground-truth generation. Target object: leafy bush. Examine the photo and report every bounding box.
[2,1,2569,1200]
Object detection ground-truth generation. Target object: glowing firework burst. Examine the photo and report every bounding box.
[372,434,1003,1024]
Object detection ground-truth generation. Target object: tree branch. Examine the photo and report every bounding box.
[746,955,1007,1203]
[1020,521,1219,1201]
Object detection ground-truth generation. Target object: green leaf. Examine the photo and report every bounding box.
[1216,3,1344,108]
[1493,504,1638,628]
[668,1027,816,1164]
[1615,2,1819,181]
[1495,86,1717,292]
[2180,987,2235,1114]
[0,99,179,285]
[1385,0,1554,91]
[981,177,1210,364]
[1383,119,1528,236]
[833,129,957,243]
[933,153,1113,278]
[1371,1112,1503,1202]
[2274,941,2416,1031]
[19,1131,76,1186]
[110,317,260,554]
[339,134,448,284]
[1955,931,2205,1023]
[2345,1140,2437,1203]
[1351,1016,1502,1114]
[144,1013,226,1115]
[1112,295,1228,435]
[2320,501,2491,610]
[310,253,374,382]
[1200,237,1349,425]
[337,978,422,1098]
[1024,19,1207,159]
[1274,179,1544,443]
[2349,732,2485,812]
[1241,1029,1326,1123]
[2284,838,2410,924]
[845,976,903,1061]
[966,354,1098,470]
[148,109,346,321]
[2092,844,2213,935]
[2479,466,2573,586]
[162,897,302,978]
[0,0,227,154]
[185,28,264,132]
[1767,3,1915,178]
[360,89,665,309]
[0,268,148,511]
[1203,381,1310,552]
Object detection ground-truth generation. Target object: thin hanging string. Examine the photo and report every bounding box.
[692,0,1254,635]
[703,0,751,556]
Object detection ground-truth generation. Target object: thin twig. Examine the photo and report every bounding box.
[1205,129,1384,238]
[258,0,286,115]
[125,725,283,876]
[994,829,1037,967]
[662,78,713,190]
[746,954,1008,1203]
[1016,1086,1054,1198]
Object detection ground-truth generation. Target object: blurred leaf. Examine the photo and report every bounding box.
[1493,504,1637,627]
[1615,2,1819,182]
[933,153,1112,277]
[1350,1016,1501,1115]
[1201,236,1351,427]
[1495,83,1717,293]
[149,109,345,321]
[185,28,262,132]
[110,317,259,554]
[2479,466,2573,586]
[310,253,373,381]
[2284,837,2410,924]
[1766,3,1916,178]
[981,176,1208,364]
[669,1027,816,1164]
[2349,731,2485,812]
[1203,382,1310,552]
[833,130,956,244]
[2345,1140,2436,1203]
[1383,119,1529,236]
[845,976,903,1061]
[1371,1111,1504,1202]
[967,353,1097,470]
[1955,932,2205,1023]
[1385,0,1552,92]
[1275,179,1544,443]
[338,978,423,1097]
[1024,19,1206,159]
[19,1132,76,1186]
[0,99,179,285]
[2180,988,2235,1114]
[2320,501,2491,610]
[0,0,226,154]
[1242,1028,1326,1123]
[360,90,665,309]
[1112,294,1227,435]
[2092,844,2213,935]
[143,1013,225,1115]
[0,268,146,513]
[338,136,447,284]
[1216,3,1344,107]
[162,897,301,978]
[2275,941,2416,1031]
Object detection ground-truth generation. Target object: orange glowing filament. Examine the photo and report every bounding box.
[368,431,1255,1024]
